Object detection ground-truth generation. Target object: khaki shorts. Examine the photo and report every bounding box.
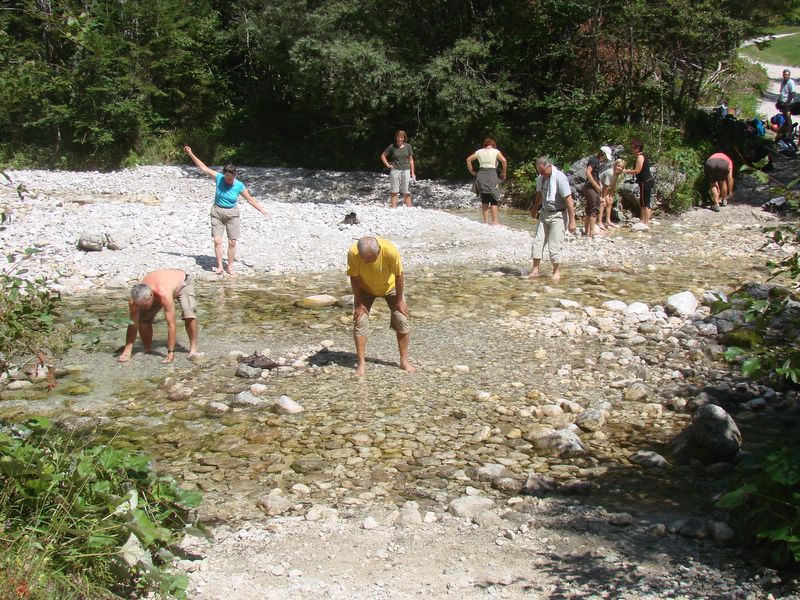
[354,289,410,337]
[138,275,197,323]
[211,204,241,240]
[389,169,411,195]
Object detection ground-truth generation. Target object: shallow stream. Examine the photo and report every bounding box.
[0,212,773,520]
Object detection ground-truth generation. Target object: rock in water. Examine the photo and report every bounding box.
[295,294,338,308]
[666,291,698,317]
[273,395,304,414]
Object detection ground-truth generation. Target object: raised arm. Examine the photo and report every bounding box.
[624,155,645,176]
[183,145,218,179]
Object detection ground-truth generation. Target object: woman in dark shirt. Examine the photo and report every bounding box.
[624,139,654,228]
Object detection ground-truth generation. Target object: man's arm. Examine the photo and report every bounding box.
[183,146,218,179]
[118,300,140,362]
[160,292,177,364]
[727,170,734,199]
[409,156,416,179]
[241,188,272,218]
[394,273,408,317]
[564,194,577,233]
[350,276,369,323]
[530,191,542,219]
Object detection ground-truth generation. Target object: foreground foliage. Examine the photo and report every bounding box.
[0,418,202,599]
[717,442,800,566]
[0,249,77,373]
[715,173,800,567]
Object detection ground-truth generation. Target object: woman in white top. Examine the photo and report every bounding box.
[466,137,508,226]
[599,159,626,229]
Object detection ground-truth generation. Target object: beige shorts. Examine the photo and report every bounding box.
[211,204,241,240]
[354,289,410,337]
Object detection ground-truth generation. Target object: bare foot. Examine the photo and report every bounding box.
[117,352,131,363]
[226,269,237,278]
[161,353,174,364]
[527,270,541,279]
[188,350,203,358]
[213,267,224,275]
[400,361,416,374]
[355,363,366,377]
[551,270,561,281]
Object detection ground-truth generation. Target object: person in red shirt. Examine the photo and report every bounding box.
[704,152,734,212]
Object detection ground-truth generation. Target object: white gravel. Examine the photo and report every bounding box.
[0,166,532,293]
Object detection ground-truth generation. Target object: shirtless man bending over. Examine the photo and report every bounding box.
[118,269,199,364]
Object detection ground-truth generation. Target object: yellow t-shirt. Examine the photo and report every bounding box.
[347,238,403,296]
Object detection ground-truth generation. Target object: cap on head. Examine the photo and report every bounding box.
[600,146,613,160]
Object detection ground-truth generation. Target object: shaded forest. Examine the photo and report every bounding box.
[0,0,796,175]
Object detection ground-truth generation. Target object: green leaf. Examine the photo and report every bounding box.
[742,357,762,377]
[716,483,757,508]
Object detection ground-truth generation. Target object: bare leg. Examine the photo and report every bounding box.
[226,239,237,277]
[354,334,367,376]
[396,332,415,373]
[491,205,499,225]
[403,194,412,207]
[213,236,224,274]
[528,258,542,278]
[481,203,490,224]
[390,193,399,208]
[185,319,199,355]
[139,322,154,353]
[552,263,562,281]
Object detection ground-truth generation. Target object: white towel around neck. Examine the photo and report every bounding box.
[544,165,562,208]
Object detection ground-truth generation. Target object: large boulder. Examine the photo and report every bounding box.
[668,404,741,464]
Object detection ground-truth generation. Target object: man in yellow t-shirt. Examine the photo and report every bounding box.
[347,236,414,376]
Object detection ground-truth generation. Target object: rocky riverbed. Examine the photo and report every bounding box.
[1,162,799,598]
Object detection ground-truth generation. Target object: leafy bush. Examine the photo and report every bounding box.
[717,441,800,566]
[0,418,202,598]
[721,177,800,385]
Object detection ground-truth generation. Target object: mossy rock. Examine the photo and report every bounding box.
[61,383,94,396]
[722,328,764,348]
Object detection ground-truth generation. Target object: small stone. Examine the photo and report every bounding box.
[205,402,230,415]
[608,512,633,526]
[295,294,338,308]
[449,496,495,519]
[708,520,734,544]
[575,409,605,432]
[472,510,503,528]
[256,494,292,516]
[273,395,304,414]
[362,516,379,530]
[623,382,650,402]
[231,390,266,408]
[666,291,699,317]
[629,450,669,468]
[235,364,262,379]
[6,380,33,390]
[453,365,470,373]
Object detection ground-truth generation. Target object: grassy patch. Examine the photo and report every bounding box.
[741,32,800,66]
